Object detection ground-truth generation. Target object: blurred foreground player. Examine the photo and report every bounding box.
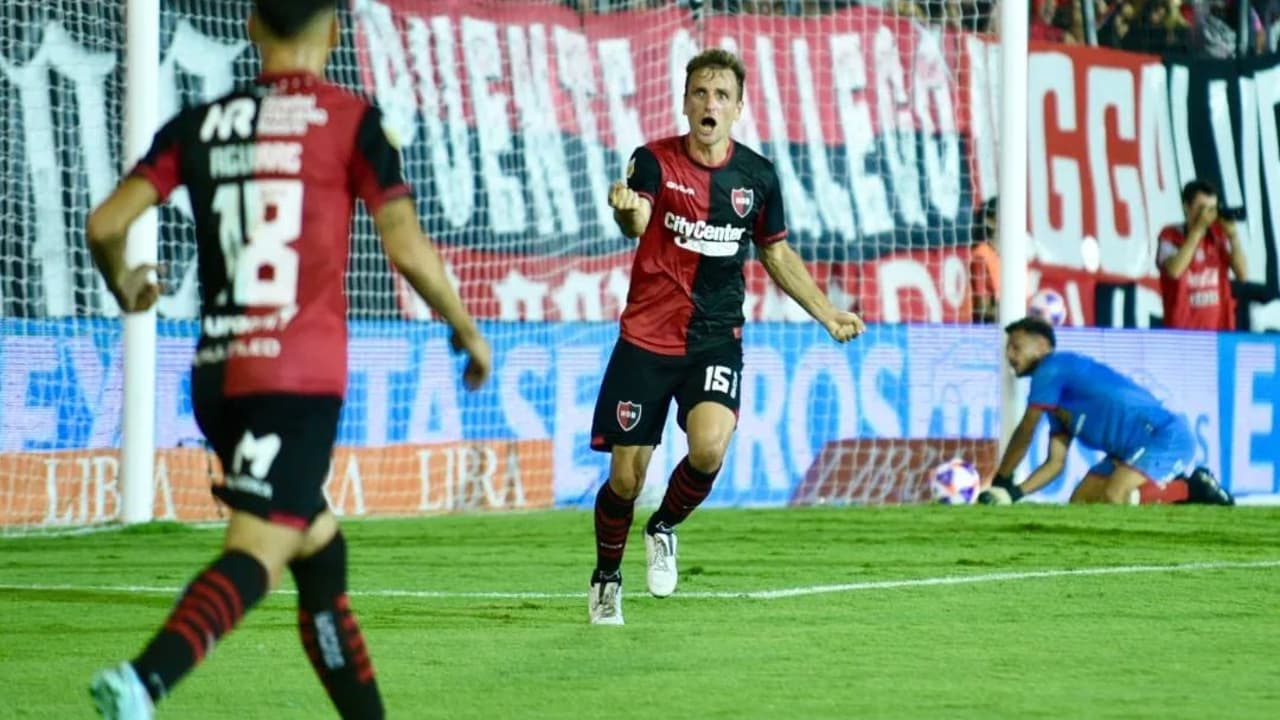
[85,1,490,717]
[980,317,1233,506]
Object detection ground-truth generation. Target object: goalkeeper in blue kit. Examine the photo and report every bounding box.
[979,317,1234,506]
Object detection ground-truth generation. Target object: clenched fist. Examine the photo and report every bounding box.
[450,329,492,391]
[113,264,162,314]
[824,310,866,343]
[608,181,645,212]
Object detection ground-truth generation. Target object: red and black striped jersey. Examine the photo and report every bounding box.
[620,135,786,356]
[131,71,411,397]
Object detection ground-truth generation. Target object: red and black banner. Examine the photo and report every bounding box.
[0,1,1276,327]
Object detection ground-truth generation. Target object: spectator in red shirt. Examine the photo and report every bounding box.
[1030,0,1067,41]
[1156,179,1248,331]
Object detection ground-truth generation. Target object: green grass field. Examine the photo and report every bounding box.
[2,505,1278,719]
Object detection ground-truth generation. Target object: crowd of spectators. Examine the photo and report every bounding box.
[563,1,1280,57]
[1029,0,1279,57]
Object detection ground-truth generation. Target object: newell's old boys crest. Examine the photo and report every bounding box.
[616,401,642,432]
[731,187,754,218]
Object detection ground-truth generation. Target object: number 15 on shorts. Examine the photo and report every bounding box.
[704,365,739,399]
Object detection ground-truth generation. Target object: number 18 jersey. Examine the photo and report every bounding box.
[132,71,411,398]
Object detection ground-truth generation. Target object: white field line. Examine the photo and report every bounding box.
[0,521,228,539]
[1,559,1276,601]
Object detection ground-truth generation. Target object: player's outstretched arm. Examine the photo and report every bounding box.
[608,181,652,238]
[86,176,163,313]
[375,197,491,389]
[980,405,1046,503]
[758,240,865,343]
[1017,431,1071,497]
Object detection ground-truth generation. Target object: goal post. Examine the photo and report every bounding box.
[996,0,1029,456]
[121,0,161,525]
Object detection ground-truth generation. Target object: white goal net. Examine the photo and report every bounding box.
[0,0,1004,531]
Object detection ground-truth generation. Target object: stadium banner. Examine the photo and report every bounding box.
[354,0,982,255]
[8,2,1276,327]
[1027,45,1280,330]
[1217,333,1280,497]
[393,246,977,324]
[2,320,1276,525]
[0,440,554,527]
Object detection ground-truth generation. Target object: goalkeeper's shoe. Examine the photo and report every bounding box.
[90,662,154,720]
[589,569,624,625]
[1185,467,1234,506]
[644,521,678,598]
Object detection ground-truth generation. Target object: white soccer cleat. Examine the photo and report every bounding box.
[645,523,678,598]
[589,571,624,625]
[90,662,155,720]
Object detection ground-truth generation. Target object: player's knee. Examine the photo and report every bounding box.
[257,551,294,589]
[224,546,288,590]
[299,511,339,557]
[608,450,649,499]
[608,473,643,500]
[1101,483,1137,505]
[684,403,734,473]
[1069,483,1096,504]
[686,433,729,474]
[224,513,305,589]
[289,532,347,608]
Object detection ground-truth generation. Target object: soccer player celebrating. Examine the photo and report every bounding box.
[588,49,866,625]
[85,2,491,717]
[980,317,1232,506]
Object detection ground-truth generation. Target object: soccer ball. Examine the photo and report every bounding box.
[928,459,982,505]
[1028,288,1068,326]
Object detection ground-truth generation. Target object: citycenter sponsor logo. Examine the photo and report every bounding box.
[664,212,744,257]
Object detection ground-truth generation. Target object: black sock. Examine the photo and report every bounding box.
[132,551,268,702]
[594,482,634,574]
[291,533,384,720]
[648,457,719,532]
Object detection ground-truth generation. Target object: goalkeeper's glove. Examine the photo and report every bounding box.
[978,474,1023,504]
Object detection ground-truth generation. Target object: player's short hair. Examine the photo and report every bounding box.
[1004,316,1056,348]
[684,49,746,101]
[1181,179,1218,206]
[253,0,337,39]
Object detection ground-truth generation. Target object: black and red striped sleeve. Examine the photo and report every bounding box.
[625,146,661,206]
[129,113,184,201]
[349,105,413,215]
[754,165,787,247]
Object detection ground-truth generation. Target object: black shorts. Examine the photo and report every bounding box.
[590,338,743,452]
[193,371,342,529]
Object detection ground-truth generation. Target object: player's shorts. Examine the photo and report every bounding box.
[1087,415,1196,483]
[193,371,342,529]
[590,337,743,451]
